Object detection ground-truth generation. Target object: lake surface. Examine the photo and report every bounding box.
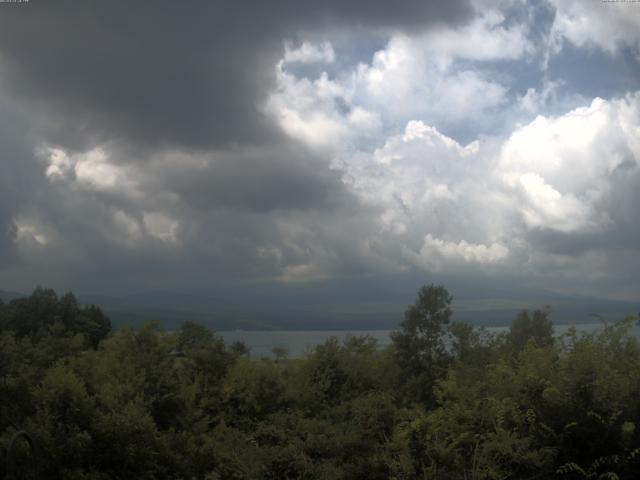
[220,322,640,358]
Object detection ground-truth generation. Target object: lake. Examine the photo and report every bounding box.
[219,322,640,358]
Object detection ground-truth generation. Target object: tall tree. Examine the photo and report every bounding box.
[391,284,453,406]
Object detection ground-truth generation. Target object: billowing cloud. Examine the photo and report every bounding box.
[332,94,640,286]
[499,95,640,237]
[266,18,529,150]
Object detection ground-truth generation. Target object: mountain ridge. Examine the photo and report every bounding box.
[2,283,637,331]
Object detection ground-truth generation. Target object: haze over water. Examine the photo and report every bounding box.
[221,322,640,358]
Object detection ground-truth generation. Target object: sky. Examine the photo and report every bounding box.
[0,0,639,304]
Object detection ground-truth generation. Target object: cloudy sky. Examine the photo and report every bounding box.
[0,0,639,303]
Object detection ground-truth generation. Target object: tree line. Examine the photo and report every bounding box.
[1,285,639,479]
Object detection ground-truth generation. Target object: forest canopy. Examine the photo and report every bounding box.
[1,285,639,479]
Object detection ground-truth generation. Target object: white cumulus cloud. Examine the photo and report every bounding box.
[284,41,335,64]
[407,234,509,272]
[548,0,640,56]
[333,93,640,278]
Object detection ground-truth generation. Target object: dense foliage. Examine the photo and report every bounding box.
[1,286,639,479]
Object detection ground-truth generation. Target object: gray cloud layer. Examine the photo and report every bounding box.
[0,0,638,303]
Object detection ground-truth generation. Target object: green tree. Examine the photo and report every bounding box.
[508,308,554,354]
[271,345,289,361]
[229,340,251,358]
[223,359,288,428]
[391,284,453,405]
[75,304,111,348]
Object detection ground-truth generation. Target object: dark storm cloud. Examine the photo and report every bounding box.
[0,0,473,152]
[0,94,44,267]
[0,0,474,292]
[155,146,349,213]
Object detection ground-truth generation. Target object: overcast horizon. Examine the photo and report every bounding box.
[1,1,639,306]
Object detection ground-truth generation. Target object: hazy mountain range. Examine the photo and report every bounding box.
[2,274,637,331]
